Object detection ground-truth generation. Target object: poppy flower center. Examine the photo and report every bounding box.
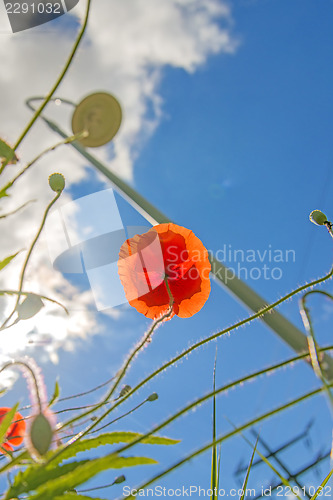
[165,257,196,281]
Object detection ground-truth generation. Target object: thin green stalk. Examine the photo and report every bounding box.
[0,290,68,315]
[0,131,87,198]
[0,190,62,330]
[46,279,174,465]
[299,291,333,409]
[211,348,218,500]
[53,346,333,470]
[0,200,36,219]
[105,277,174,404]
[118,384,332,498]
[239,435,259,500]
[57,264,333,439]
[0,0,92,175]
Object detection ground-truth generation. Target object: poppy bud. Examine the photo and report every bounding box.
[16,294,44,320]
[309,210,328,226]
[48,173,65,192]
[118,385,131,398]
[113,475,126,484]
[147,392,158,402]
[28,412,53,457]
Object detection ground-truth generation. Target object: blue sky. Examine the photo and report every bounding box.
[1,0,333,498]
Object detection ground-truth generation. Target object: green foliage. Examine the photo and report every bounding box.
[53,495,109,500]
[210,349,219,500]
[48,379,60,407]
[6,454,157,500]
[50,431,180,464]
[0,138,17,165]
[0,251,21,271]
[239,436,258,500]
[0,403,19,449]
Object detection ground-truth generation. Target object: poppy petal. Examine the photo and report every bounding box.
[118,223,211,319]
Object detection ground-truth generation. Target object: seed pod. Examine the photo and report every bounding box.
[309,210,328,226]
[48,173,65,192]
[147,392,158,402]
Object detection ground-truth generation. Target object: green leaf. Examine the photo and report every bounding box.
[54,495,109,500]
[48,379,60,407]
[210,348,218,500]
[239,435,259,500]
[8,455,157,500]
[0,251,21,272]
[0,403,19,450]
[50,432,180,464]
[0,187,9,198]
[0,138,17,164]
[5,459,90,499]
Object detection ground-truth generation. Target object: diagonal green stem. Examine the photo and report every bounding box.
[117,383,333,498]
[0,0,91,175]
[0,191,62,331]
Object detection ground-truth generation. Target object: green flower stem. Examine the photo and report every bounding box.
[0,290,68,315]
[104,277,174,403]
[0,361,42,413]
[56,264,333,441]
[325,221,333,239]
[25,105,333,376]
[8,345,333,477]
[48,280,174,464]
[0,131,87,198]
[0,200,36,219]
[0,191,62,331]
[116,383,333,498]
[0,0,91,176]
[300,291,333,413]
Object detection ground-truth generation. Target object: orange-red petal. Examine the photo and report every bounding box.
[118,223,211,319]
[0,408,26,453]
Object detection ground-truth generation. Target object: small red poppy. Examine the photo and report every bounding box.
[0,407,26,453]
[118,223,211,319]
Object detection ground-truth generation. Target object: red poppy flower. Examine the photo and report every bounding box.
[118,223,211,319]
[0,407,26,453]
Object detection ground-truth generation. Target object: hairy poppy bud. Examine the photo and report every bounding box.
[309,210,328,226]
[29,412,53,457]
[49,173,65,192]
[118,385,131,398]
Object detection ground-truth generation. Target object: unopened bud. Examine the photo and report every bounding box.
[147,393,158,402]
[113,475,126,484]
[309,210,328,226]
[118,385,131,398]
[29,412,53,457]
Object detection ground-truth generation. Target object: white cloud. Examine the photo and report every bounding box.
[0,0,238,375]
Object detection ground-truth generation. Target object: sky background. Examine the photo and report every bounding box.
[0,0,333,498]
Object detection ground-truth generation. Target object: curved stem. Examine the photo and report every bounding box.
[0,191,62,331]
[299,291,333,411]
[0,361,42,413]
[0,131,87,198]
[0,0,92,175]
[57,263,333,439]
[115,384,333,498]
[0,290,68,315]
